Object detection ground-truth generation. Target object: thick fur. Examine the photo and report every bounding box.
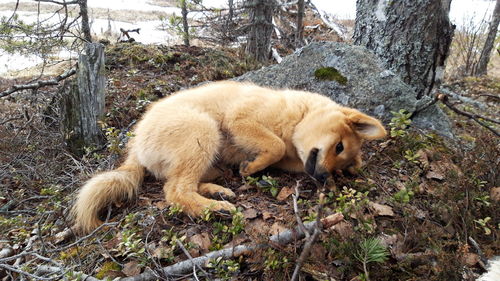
[72,81,387,233]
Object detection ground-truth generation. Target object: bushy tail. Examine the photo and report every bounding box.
[72,155,144,233]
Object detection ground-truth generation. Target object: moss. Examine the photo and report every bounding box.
[314,67,348,85]
[95,261,122,279]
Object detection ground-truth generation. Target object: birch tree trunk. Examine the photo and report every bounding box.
[245,0,276,62]
[61,43,105,155]
[476,0,500,76]
[78,0,92,42]
[353,0,454,99]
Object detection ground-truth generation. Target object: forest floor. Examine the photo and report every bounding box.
[0,43,498,281]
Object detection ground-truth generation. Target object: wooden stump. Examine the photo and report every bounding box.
[60,43,106,156]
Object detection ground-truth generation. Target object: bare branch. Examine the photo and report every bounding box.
[291,193,325,281]
[117,213,344,281]
[0,67,77,98]
[438,93,500,137]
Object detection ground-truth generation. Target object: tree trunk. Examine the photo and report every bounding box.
[181,0,190,46]
[61,43,105,156]
[245,0,276,62]
[295,0,305,47]
[353,0,454,99]
[79,0,92,42]
[476,0,500,76]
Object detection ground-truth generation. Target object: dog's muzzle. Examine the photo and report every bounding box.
[305,148,333,184]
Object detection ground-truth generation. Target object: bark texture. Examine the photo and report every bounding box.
[353,0,454,99]
[61,43,105,155]
[181,0,190,46]
[79,0,92,42]
[245,0,276,62]
[476,0,500,76]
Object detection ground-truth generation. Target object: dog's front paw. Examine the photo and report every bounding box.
[213,190,236,201]
[213,201,237,215]
[239,160,252,176]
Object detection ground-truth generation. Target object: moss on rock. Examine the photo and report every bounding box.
[314,67,348,85]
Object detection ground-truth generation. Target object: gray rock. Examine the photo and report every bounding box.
[233,42,452,137]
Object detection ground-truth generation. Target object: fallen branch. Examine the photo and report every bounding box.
[0,67,77,98]
[438,93,499,137]
[35,265,100,281]
[440,87,487,110]
[291,192,325,281]
[118,213,344,281]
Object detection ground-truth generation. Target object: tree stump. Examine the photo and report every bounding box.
[60,43,106,156]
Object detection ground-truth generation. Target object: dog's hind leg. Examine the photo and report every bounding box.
[156,110,236,216]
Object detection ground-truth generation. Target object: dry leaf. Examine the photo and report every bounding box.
[369,202,395,217]
[490,187,500,202]
[269,222,287,236]
[329,221,353,238]
[53,228,74,244]
[463,253,480,266]
[189,233,211,253]
[243,208,258,220]
[276,186,295,201]
[262,211,273,220]
[122,261,141,277]
[245,219,269,238]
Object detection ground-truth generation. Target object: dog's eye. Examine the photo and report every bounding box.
[336,142,344,154]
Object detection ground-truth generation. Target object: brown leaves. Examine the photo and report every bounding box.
[368,202,395,217]
[122,261,141,277]
[276,186,295,201]
[188,233,212,254]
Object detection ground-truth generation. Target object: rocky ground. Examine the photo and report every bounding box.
[0,43,498,281]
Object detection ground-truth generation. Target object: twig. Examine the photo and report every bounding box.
[118,213,344,281]
[440,87,487,109]
[47,221,118,253]
[0,67,77,98]
[290,193,325,281]
[468,236,488,270]
[35,265,100,281]
[438,94,500,137]
[292,180,309,238]
[175,239,211,279]
[0,263,64,281]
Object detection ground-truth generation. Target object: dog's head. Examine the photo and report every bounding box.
[293,106,387,184]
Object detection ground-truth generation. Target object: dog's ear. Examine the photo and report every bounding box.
[341,108,387,140]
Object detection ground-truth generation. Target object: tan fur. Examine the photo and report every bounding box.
[72,81,387,233]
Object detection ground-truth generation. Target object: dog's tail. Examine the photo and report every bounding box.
[72,154,145,233]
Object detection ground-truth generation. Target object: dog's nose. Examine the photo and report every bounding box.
[314,172,331,184]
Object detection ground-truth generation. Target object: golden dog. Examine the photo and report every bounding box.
[72,81,386,233]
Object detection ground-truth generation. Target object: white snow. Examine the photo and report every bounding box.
[0,0,496,76]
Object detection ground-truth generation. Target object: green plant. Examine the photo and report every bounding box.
[246,175,280,197]
[354,237,389,281]
[403,149,421,164]
[207,257,240,280]
[474,217,492,235]
[167,203,183,217]
[210,210,245,250]
[389,109,412,138]
[393,188,414,204]
[263,248,289,271]
[474,194,491,207]
[335,186,369,215]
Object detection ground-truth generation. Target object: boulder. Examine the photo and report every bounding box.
[233,42,452,137]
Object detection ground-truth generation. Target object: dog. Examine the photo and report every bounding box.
[72,81,387,233]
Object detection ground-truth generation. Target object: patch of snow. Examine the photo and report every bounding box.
[375,0,387,22]
[478,257,500,281]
